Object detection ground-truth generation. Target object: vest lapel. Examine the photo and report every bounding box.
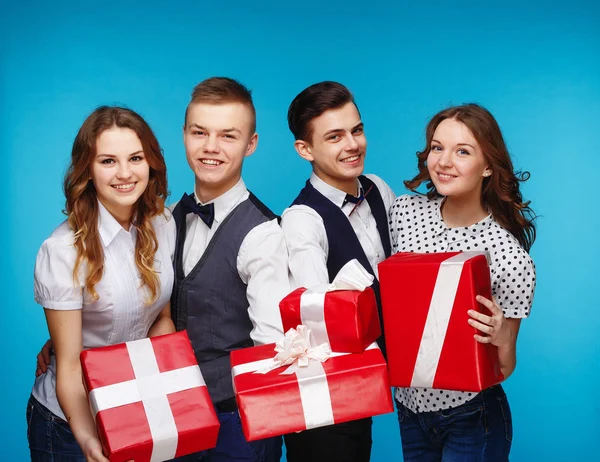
[359,175,391,258]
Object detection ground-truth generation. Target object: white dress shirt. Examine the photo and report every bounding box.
[32,201,176,419]
[180,178,287,345]
[390,194,536,413]
[281,173,395,289]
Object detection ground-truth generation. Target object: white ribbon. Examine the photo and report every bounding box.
[410,251,488,388]
[300,259,374,346]
[231,326,378,430]
[261,325,332,375]
[326,259,375,292]
[88,338,206,462]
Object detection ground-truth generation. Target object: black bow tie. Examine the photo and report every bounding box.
[343,192,364,206]
[180,193,215,228]
[342,184,374,215]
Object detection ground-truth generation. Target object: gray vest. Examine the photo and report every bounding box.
[171,193,278,404]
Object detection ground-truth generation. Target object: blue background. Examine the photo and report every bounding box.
[2,1,599,460]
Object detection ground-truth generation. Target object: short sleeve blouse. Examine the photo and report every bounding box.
[31,202,175,419]
[389,194,536,412]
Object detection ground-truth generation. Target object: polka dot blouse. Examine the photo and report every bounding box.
[389,194,536,413]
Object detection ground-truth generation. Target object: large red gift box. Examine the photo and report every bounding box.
[378,251,504,392]
[279,286,380,353]
[80,331,220,462]
[230,335,393,442]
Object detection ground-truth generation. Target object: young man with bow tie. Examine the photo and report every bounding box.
[169,77,289,461]
[280,81,396,462]
[35,78,288,461]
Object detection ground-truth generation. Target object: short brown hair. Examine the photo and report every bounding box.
[288,81,357,142]
[185,77,256,133]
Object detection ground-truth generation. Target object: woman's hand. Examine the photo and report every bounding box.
[468,295,522,379]
[147,302,175,338]
[468,295,514,347]
[80,434,110,462]
[35,338,54,376]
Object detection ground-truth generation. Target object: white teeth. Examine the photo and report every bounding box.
[438,173,455,179]
[201,159,221,165]
[113,183,134,190]
[342,155,360,163]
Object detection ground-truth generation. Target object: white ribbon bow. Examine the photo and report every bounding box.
[231,335,381,431]
[258,325,332,375]
[325,259,374,292]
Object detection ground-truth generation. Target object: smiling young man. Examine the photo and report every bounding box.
[169,77,289,462]
[280,81,396,462]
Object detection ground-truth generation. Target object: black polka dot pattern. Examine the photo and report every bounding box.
[388,194,536,413]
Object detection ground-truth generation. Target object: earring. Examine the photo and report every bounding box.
[483,171,491,177]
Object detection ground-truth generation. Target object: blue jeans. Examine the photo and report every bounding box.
[171,409,282,462]
[397,385,512,462]
[27,395,86,462]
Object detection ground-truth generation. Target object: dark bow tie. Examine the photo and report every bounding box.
[343,192,364,206]
[342,184,374,215]
[180,193,215,228]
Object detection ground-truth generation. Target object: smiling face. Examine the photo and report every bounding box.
[183,102,257,202]
[294,102,366,194]
[427,118,491,203]
[91,126,149,227]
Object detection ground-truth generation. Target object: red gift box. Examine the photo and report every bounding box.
[230,332,393,442]
[80,331,220,462]
[379,251,504,392]
[280,287,380,353]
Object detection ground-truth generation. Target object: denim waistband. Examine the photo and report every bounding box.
[28,394,67,423]
[397,384,506,416]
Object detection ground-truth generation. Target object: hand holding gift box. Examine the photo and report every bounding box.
[80,331,220,462]
[379,251,504,392]
[230,325,393,442]
[280,259,381,353]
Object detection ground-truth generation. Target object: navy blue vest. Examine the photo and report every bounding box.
[291,175,391,355]
[171,193,277,404]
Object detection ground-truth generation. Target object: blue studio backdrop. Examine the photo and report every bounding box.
[2,1,598,460]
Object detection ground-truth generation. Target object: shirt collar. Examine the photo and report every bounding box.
[309,172,362,209]
[432,196,494,238]
[98,200,133,247]
[193,178,247,224]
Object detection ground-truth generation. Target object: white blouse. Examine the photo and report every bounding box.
[32,201,175,419]
[389,194,536,413]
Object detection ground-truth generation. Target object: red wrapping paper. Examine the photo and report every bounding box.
[80,331,220,462]
[379,252,504,391]
[279,287,381,353]
[230,342,393,441]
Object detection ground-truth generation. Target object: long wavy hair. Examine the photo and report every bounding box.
[63,106,168,303]
[405,104,536,252]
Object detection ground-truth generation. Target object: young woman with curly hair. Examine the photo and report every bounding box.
[389,104,537,461]
[27,106,175,462]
